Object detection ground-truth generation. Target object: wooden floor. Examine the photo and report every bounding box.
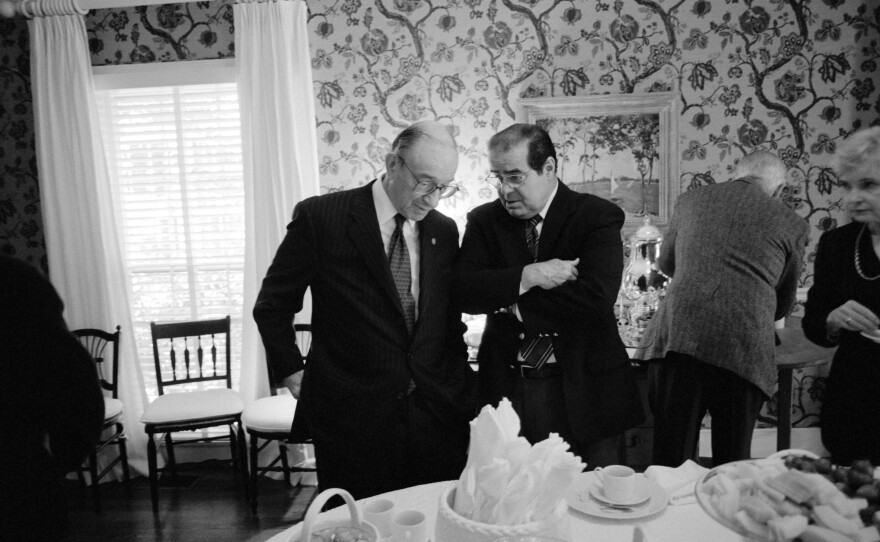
[60,461,317,542]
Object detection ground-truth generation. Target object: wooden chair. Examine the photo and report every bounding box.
[72,325,131,512]
[142,316,247,514]
[242,323,316,513]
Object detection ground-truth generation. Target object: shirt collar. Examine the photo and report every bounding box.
[536,180,559,220]
[373,176,399,225]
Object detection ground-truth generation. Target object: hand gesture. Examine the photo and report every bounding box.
[827,300,880,335]
[521,258,580,291]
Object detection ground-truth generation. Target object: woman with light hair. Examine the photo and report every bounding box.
[802,126,880,463]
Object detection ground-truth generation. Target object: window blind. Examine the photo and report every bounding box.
[95,83,244,399]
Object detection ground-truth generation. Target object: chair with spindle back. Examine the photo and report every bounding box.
[242,323,316,513]
[72,325,130,512]
[141,315,247,514]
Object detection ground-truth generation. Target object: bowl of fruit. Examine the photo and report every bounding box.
[695,451,879,541]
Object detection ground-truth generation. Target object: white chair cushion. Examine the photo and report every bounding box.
[141,388,244,425]
[242,395,296,433]
[103,397,124,424]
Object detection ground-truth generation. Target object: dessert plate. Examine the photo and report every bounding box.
[566,472,668,520]
[588,481,652,506]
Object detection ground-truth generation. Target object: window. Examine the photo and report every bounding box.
[94,61,244,399]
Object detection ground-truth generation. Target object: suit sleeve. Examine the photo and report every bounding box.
[658,200,679,277]
[517,203,624,332]
[454,209,526,314]
[802,231,840,346]
[775,221,808,320]
[253,201,316,382]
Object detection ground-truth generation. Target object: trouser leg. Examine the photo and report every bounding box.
[511,373,572,448]
[648,352,706,467]
[704,364,765,466]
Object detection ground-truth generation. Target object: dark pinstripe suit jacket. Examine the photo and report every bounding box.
[253,182,477,444]
[453,181,645,449]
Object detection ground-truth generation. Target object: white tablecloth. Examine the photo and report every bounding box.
[266,480,746,542]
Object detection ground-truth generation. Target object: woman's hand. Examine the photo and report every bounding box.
[826,300,880,336]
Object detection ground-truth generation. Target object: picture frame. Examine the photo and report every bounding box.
[516,93,680,236]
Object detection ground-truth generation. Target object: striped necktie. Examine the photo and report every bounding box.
[520,215,554,369]
[389,214,416,335]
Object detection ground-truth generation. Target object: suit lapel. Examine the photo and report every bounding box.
[346,183,402,310]
[493,202,533,265]
[535,181,575,261]
[417,212,439,322]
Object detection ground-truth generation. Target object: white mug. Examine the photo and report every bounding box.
[594,464,636,502]
[362,498,394,538]
[392,509,428,542]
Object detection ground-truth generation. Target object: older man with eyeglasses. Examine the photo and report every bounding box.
[254,120,477,499]
[454,123,644,467]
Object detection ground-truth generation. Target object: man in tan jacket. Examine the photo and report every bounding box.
[634,150,808,467]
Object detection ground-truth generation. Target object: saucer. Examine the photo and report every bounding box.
[589,481,652,506]
[860,330,880,344]
[566,472,668,520]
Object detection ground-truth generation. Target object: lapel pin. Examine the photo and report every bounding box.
[431,238,436,245]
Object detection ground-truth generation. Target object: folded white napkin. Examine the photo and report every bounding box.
[643,459,708,505]
[452,398,585,524]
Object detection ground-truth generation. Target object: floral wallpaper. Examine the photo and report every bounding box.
[0,15,44,271]
[3,0,879,435]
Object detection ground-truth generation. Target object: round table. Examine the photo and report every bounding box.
[267,480,744,542]
[775,321,836,451]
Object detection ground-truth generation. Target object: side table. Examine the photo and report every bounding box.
[774,321,836,451]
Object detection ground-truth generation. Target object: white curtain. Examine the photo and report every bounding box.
[28,0,150,477]
[235,0,321,404]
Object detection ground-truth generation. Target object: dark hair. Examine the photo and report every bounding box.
[488,123,556,173]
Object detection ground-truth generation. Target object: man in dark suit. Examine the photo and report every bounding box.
[0,256,104,540]
[635,150,808,467]
[454,123,644,466]
[254,120,476,499]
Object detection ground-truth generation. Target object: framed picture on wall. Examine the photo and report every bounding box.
[516,92,680,236]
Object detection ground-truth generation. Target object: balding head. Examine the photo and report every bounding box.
[734,150,788,197]
[391,120,457,155]
[384,120,459,221]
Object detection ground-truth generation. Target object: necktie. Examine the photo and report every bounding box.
[389,214,416,335]
[525,215,542,260]
[520,215,554,369]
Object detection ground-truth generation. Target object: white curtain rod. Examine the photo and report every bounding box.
[1,0,242,18]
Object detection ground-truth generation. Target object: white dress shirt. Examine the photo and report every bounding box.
[373,178,420,319]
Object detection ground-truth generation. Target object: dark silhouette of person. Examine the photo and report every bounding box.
[0,256,104,541]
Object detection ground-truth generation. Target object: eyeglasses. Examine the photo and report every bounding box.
[485,172,528,189]
[398,156,459,198]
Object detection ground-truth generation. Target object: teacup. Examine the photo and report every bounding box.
[392,509,427,542]
[594,465,636,503]
[363,498,394,538]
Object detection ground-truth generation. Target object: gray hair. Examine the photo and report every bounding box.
[831,126,880,180]
[391,120,456,155]
[734,150,788,196]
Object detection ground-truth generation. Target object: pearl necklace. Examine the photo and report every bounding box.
[854,223,880,281]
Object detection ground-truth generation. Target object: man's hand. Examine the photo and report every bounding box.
[521,258,580,291]
[282,370,304,399]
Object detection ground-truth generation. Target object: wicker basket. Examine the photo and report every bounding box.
[298,488,378,542]
[434,483,570,542]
